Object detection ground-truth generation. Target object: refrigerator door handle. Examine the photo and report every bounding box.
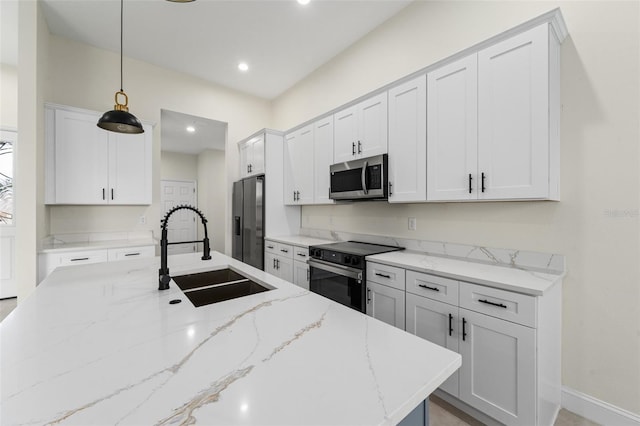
[234,216,241,236]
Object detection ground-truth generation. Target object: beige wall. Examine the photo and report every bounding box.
[45,35,272,255]
[161,151,198,182]
[272,0,640,415]
[1,64,18,129]
[197,149,226,253]
[16,1,49,301]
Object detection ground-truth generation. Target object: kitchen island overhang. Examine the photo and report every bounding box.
[0,252,460,425]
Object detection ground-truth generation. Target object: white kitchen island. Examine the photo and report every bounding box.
[0,252,460,425]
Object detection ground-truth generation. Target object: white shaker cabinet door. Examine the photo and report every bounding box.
[458,308,536,426]
[108,125,152,205]
[333,105,358,163]
[406,293,459,396]
[54,109,109,204]
[427,54,478,201]
[313,116,334,204]
[388,75,427,203]
[357,92,388,159]
[478,24,549,200]
[366,281,405,330]
[293,260,310,290]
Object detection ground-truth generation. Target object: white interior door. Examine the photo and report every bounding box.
[0,130,17,298]
[160,180,197,255]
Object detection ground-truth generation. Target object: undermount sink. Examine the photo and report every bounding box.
[172,268,271,307]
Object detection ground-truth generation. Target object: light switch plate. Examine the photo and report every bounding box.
[408,217,417,231]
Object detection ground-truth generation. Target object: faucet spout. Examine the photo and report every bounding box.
[158,205,212,290]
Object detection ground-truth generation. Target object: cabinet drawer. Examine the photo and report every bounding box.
[366,262,405,291]
[265,240,279,255]
[406,271,458,305]
[459,282,536,327]
[107,245,155,262]
[58,250,109,267]
[292,245,309,262]
[275,243,293,259]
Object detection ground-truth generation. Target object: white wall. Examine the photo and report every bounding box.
[0,64,17,129]
[272,0,640,416]
[45,35,272,255]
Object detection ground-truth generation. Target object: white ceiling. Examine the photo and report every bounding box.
[37,0,412,100]
[161,109,226,155]
[2,0,411,154]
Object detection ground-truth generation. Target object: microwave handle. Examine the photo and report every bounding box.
[361,161,368,194]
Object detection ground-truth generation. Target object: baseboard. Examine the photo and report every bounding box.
[562,386,640,426]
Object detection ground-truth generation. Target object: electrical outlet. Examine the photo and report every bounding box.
[139,216,146,225]
[408,217,417,231]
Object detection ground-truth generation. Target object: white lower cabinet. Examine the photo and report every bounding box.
[366,262,405,329]
[458,308,536,426]
[400,265,559,426]
[264,251,293,283]
[293,260,310,290]
[39,244,155,283]
[366,281,405,329]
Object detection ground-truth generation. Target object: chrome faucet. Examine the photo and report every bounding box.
[158,205,211,290]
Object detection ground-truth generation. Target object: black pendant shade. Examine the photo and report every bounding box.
[97,0,144,134]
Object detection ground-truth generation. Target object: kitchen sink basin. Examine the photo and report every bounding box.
[172,268,271,307]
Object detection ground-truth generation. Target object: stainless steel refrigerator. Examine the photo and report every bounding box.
[232,175,264,270]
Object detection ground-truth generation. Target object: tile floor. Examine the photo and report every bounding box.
[0,298,601,426]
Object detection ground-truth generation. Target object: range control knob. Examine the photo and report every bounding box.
[343,255,352,264]
[350,257,361,266]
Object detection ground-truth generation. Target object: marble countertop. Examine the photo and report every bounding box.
[265,235,334,247]
[367,250,563,296]
[40,232,157,254]
[0,252,460,425]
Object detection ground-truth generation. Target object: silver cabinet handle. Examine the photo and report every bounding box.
[280,248,288,253]
[367,287,372,304]
[70,257,89,262]
[357,140,362,154]
[352,142,356,155]
[389,181,393,196]
[124,252,140,257]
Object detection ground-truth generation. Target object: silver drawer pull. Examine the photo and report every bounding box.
[297,253,306,257]
[70,257,89,262]
[375,273,391,279]
[479,299,507,309]
[418,284,440,292]
[125,253,141,257]
[280,249,288,253]
[267,245,274,249]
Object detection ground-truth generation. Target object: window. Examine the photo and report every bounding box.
[0,131,15,225]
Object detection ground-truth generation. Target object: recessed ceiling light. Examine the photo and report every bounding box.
[238,62,249,72]
[186,126,195,133]
[297,0,310,5]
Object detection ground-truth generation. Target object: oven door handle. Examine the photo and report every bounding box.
[308,259,362,281]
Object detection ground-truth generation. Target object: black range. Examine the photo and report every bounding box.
[308,241,404,312]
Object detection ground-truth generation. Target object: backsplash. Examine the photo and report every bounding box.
[300,228,565,275]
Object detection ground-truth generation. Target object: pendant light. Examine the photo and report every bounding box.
[97,0,144,134]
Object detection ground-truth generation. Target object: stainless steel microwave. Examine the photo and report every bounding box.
[329,154,388,201]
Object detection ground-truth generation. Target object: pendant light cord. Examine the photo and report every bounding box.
[120,0,123,92]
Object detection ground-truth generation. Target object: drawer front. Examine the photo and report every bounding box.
[292,245,309,262]
[366,262,405,291]
[459,282,536,327]
[58,250,109,267]
[265,240,279,255]
[276,243,294,259]
[406,270,459,305]
[108,245,155,261]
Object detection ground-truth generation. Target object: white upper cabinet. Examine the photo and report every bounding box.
[284,124,314,205]
[239,134,265,178]
[478,24,550,200]
[313,116,335,205]
[45,105,152,205]
[333,92,388,163]
[388,75,427,203]
[427,54,478,201]
[427,23,560,201]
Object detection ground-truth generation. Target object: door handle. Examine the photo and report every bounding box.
[367,287,371,304]
[111,188,114,200]
[462,317,467,341]
[388,181,393,196]
[468,174,473,194]
[273,258,276,269]
[352,142,356,155]
[102,188,105,200]
[479,299,507,309]
[481,172,486,193]
[375,272,391,279]
[418,284,439,292]
[234,217,241,236]
[276,258,280,269]
[448,313,453,337]
[361,161,368,195]
[357,140,362,154]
